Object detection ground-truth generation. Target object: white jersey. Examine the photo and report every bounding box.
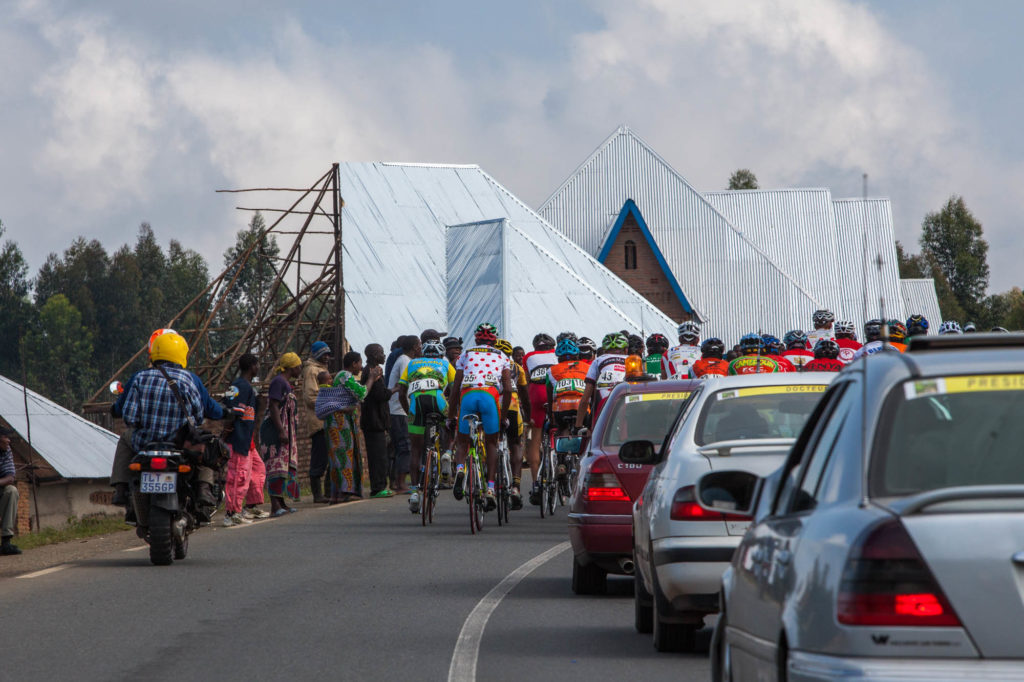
[587,354,627,402]
[807,329,835,348]
[850,340,900,361]
[667,344,701,379]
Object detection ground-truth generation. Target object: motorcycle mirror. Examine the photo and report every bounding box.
[109,381,124,395]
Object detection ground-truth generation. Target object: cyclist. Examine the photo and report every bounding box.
[495,338,530,509]
[807,309,835,347]
[833,320,862,364]
[938,320,962,335]
[398,340,456,514]
[643,333,671,379]
[851,319,892,360]
[627,334,644,357]
[906,314,929,338]
[447,323,513,512]
[575,332,629,430]
[963,322,977,333]
[887,319,908,352]
[762,334,795,372]
[523,333,557,494]
[691,338,729,378]
[804,339,844,372]
[728,333,782,374]
[781,330,813,371]
[577,337,597,363]
[992,326,1010,332]
[538,338,589,501]
[667,321,701,379]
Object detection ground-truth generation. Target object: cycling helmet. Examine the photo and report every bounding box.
[677,321,701,343]
[700,338,725,359]
[601,332,628,351]
[150,330,189,368]
[627,334,644,355]
[442,336,463,349]
[494,339,514,357]
[761,334,782,355]
[555,338,580,358]
[474,322,498,344]
[556,331,578,344]
[783,329,808,350]
[813,338,840,360]
[937,320,962,335]
[812,309,835,328]
[992,326,1010,333]
[963,322,977,333]
[834,320,856,339]
[864,319,884,342]
[577,337,597,355]
[739,333,765,355]
[422,341,445,358]
[646,333,669,353]
[148,328,177,352]
[906,314,929,337]
[886,319,907,343]
[532,333,555,350]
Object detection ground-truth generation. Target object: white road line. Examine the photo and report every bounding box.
[447,541,570,682]
[123,545,148,552]
[16,564,70,579]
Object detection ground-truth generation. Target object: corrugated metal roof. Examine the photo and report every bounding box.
[0,374,116,479]
[538,126,910,343]
[332,162,675,351]
[900,279,943,331]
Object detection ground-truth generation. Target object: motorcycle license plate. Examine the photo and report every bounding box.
[140,472,177,493]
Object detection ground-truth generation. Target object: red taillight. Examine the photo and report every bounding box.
[837,519,961,627]
[150,457,168,470]
[583,457,630,502]
[670,486,750,522]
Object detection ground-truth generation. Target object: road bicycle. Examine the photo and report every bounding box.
[420,413,445,526]
[462,414,486,534]
[538,422,559,518]
[555,432,585,504]
[495,433,512,526]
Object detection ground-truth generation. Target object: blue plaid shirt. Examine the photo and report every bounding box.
[122,366,205,452]
[0,447,14,480]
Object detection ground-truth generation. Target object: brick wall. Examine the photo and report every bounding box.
[602,214,692,324]
[16,480,31,534]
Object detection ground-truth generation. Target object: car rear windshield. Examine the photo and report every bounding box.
[695,385,828,445]
[872,374,1024,497]
[601,391,691,448]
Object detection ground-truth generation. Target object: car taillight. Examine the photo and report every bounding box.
[837,518,961,627]
[670,485,750,522]
[150,457,168,470]
[583,457,630,502]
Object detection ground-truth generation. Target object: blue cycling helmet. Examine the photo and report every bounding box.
[555,338,580,358]
[739,333,765,355]
[761,334,782,355]
[906,314,929,337]
[783,329,808,350]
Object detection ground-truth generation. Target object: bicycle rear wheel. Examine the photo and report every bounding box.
[497,456,508,527]
[474,458,484,531]
[421,448,433,527]
[468,449,478,535]
[545,454,557,517]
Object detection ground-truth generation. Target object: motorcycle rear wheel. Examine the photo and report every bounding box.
[148,506,174,566]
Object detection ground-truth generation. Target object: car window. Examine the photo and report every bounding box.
[694,384,828,445]
[773,381,850,515]
[787,386,855,513]
[871,374,1024,497]
[601,391,691,448]
[661,385,703,455]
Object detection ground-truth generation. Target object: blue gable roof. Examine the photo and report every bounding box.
[597,199,694,315]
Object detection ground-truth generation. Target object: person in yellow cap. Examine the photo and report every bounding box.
[260,352,303,516]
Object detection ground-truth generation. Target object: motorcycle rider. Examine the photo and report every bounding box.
[667,321,701,379]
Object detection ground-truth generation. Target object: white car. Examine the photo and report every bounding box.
[621,372,838,652]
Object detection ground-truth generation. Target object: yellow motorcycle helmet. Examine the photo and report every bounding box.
[149,330,189,369]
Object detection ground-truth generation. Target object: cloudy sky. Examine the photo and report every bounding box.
[3,0,1022,292]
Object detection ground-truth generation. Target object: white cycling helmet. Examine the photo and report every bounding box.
[937,321,962,335]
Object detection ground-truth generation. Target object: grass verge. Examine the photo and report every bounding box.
[17,515,131,551]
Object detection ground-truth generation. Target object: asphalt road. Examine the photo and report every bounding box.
[1,490,711,682]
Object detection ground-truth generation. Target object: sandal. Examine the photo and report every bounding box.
[272,508,289,517]
[371,490,395,498]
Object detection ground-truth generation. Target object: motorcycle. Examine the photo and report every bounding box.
[129,441,204,565]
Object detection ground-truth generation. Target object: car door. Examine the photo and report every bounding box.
[727,381,854,678]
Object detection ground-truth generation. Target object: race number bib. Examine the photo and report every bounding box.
[555,378,585,393]
[409,378,440,394]
[464,371,499,388]
[530,366,551,382]
[597,367,626,387]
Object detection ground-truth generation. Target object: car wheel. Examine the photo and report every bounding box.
[653,611,697,653]
[711,609,731,682]
[634,572,653,634]
[571,556,607,595]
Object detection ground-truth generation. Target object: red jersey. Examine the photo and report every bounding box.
[692,358,729,378]
[766,354,796,372]
[804,358,844,372]
[835,338,863,365]
[523,349,557,384]
[728,355,781,375]
[783,348,814,371]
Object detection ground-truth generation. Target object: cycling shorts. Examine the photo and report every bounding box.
[505,411,523,443]
[408,393,447,435]
[527,384,547,428]
[458,390,501,435]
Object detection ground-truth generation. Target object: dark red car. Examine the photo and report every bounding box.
[568,379,700,594]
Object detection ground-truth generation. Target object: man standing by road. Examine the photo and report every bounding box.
[360,344,391,497]
[302,341,332,503]
[388,335,421,493]
[0,426,21,555]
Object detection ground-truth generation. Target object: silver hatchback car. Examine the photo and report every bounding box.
[622,372,838,652]
[698,334,1024,681]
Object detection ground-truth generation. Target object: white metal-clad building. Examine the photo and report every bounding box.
[327,162,675,351]
[901,279,944,332]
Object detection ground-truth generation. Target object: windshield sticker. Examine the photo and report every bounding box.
[717,385,827,400]
[904,374,1024,400]
[624,392,690,403]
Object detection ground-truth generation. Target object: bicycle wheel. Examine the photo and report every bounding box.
[468,448,478,535]
[545,453,557,517]
[497,455,508,527]
[474,457,484,532]
[428,445,439,525]
[421,448,433,527]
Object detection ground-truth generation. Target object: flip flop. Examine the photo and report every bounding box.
[272,509,289,517]
[371,490,394,498]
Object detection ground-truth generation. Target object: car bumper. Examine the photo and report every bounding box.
[652,536,737,613]
[568,512,633,571]
[789,651,1024,682]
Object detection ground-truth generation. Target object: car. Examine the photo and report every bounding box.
[567,379,700,595]
[697,333,1024,681]
[623,372,838,652]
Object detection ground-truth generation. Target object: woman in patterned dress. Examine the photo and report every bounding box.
[260,352,302,516]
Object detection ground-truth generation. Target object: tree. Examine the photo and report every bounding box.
[727,169,759,190]
[895,241,926,279]
[895,240,965,322]
[0,220,34,378]
[20,294,97,410]
[919,196,990,318]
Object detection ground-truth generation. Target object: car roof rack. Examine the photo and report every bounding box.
[907,332,1024,352]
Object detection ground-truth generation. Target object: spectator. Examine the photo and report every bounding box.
[319,352,377,503]
[384,336,408,388]
[0,426,20,555]
[260,352,302,517]
[360,344,392,497]
[301,341,333,503]
[443,336,463,365]
[221,354,269,526]
[388,335,421,492]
